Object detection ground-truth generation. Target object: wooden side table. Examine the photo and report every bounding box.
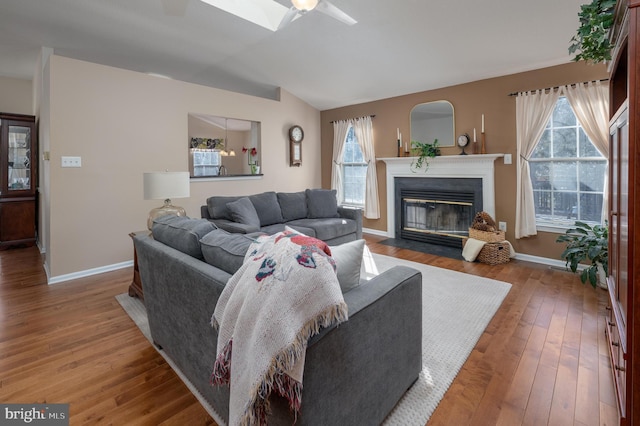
[128,231,149,300]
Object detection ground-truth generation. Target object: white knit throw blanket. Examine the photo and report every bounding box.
[211,231,348,425]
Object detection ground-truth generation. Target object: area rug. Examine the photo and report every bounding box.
[116,251,511,425]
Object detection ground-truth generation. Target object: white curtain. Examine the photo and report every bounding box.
[515,89,561,239]
[331,120,350,205]
[352,116,380,219]
[564,80,610,223]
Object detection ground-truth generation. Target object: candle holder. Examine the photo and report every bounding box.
[481,132,486,154]
[397,139,402,157]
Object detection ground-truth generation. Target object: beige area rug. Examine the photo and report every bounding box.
[116,251,512,425]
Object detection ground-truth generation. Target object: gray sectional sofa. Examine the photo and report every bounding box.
[201,189,362,245]
[133,214,423,425]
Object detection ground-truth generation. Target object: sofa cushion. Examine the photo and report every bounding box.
[330,239,366,293]
[286,218,357,242]
[200,229,255,275]
[152,215,216,259]
[306,189,340,218]
[277,191,308,221]
[207,195,242,220]
[249,191,284,226]
[227,197,261,230]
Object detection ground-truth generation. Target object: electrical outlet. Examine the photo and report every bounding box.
[61,156,82,168]
[498,221,507,232]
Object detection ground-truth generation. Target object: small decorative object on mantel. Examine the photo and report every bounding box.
[396,128,403,157]
[481,114,487,154]
[410,139,440,172]
[473,128,479,154]
[457,133,470,155]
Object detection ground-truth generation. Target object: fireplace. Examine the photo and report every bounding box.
[379,154,503,247]
[396,177,482,247]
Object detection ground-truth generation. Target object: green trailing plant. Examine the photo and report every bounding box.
[556,221,608,288]
[569,0,616,63]
[410,139,440,172]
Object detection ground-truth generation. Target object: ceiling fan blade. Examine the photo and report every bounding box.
[161,0,189,16]
[278,7,299,30]
[315,0,357,25]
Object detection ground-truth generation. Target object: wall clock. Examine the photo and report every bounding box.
[289,125,303,166]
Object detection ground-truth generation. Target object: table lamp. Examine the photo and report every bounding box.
[143,171,190,230]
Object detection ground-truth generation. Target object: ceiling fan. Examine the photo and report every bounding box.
[278,0,357,30]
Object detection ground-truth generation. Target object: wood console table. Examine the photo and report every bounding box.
[128,231,149,300]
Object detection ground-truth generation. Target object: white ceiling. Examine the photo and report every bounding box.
[0,0,586,111]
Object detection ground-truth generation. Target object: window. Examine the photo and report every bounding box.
[529,97,606,229]
[341,126,367,206]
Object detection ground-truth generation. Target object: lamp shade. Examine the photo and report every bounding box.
[143,171,190,200]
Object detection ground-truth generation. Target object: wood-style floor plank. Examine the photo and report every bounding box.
[0,235,620,425]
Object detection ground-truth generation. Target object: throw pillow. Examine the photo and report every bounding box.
[207,195,242,220]
[249,191,284,226]
[227,197,261,230]
[277,191,308,221]
[200,229,256,275]
[306,188,340,218]
[329,239,366,293]
[152,215,217,259]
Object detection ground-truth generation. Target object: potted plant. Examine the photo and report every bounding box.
[568,0,616,63]
[410,139,440,172]
[556,221,608,288]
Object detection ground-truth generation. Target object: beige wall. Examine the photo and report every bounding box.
[320,61,608,260]
[45,55,320,279]
[0,76,32,115]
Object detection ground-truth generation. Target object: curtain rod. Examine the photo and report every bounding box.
[330,114,375,124]
[507,78,609,97]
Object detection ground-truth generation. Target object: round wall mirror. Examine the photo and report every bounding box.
[410,100,455,147]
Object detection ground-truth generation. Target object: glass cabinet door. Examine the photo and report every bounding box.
[7,125,31,192]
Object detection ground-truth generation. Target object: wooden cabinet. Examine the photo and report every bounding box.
[0,113,37,249]
[606,0,640,423]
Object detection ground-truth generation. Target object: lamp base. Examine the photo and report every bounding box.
[147,199,187,230]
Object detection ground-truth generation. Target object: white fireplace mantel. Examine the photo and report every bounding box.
[379,154,504,238]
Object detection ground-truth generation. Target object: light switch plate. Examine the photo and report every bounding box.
[504,154,512,165]
[61,156,82,168]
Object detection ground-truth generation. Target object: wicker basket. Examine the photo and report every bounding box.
[476,242,511,265]
[468,228,505,243]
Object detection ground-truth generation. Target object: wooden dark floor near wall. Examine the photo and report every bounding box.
[0,235,619,425]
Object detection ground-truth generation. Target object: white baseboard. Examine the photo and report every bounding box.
[48,260,133,285]
[363,228,388,237]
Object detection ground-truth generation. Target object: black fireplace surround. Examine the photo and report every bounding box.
[395,177,483,248]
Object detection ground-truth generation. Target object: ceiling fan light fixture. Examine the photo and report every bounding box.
[291,0,318,12]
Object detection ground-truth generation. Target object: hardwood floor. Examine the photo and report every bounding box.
[0,235,619,425]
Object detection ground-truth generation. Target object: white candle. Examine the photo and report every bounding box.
[481,114,485,133]
[397,128,400,140]
[473,128,477,142]
[399,131,402,144]
[404,141,408,152]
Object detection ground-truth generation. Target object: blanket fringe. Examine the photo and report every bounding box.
[236,301,349,425]
[211,339,232,385]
